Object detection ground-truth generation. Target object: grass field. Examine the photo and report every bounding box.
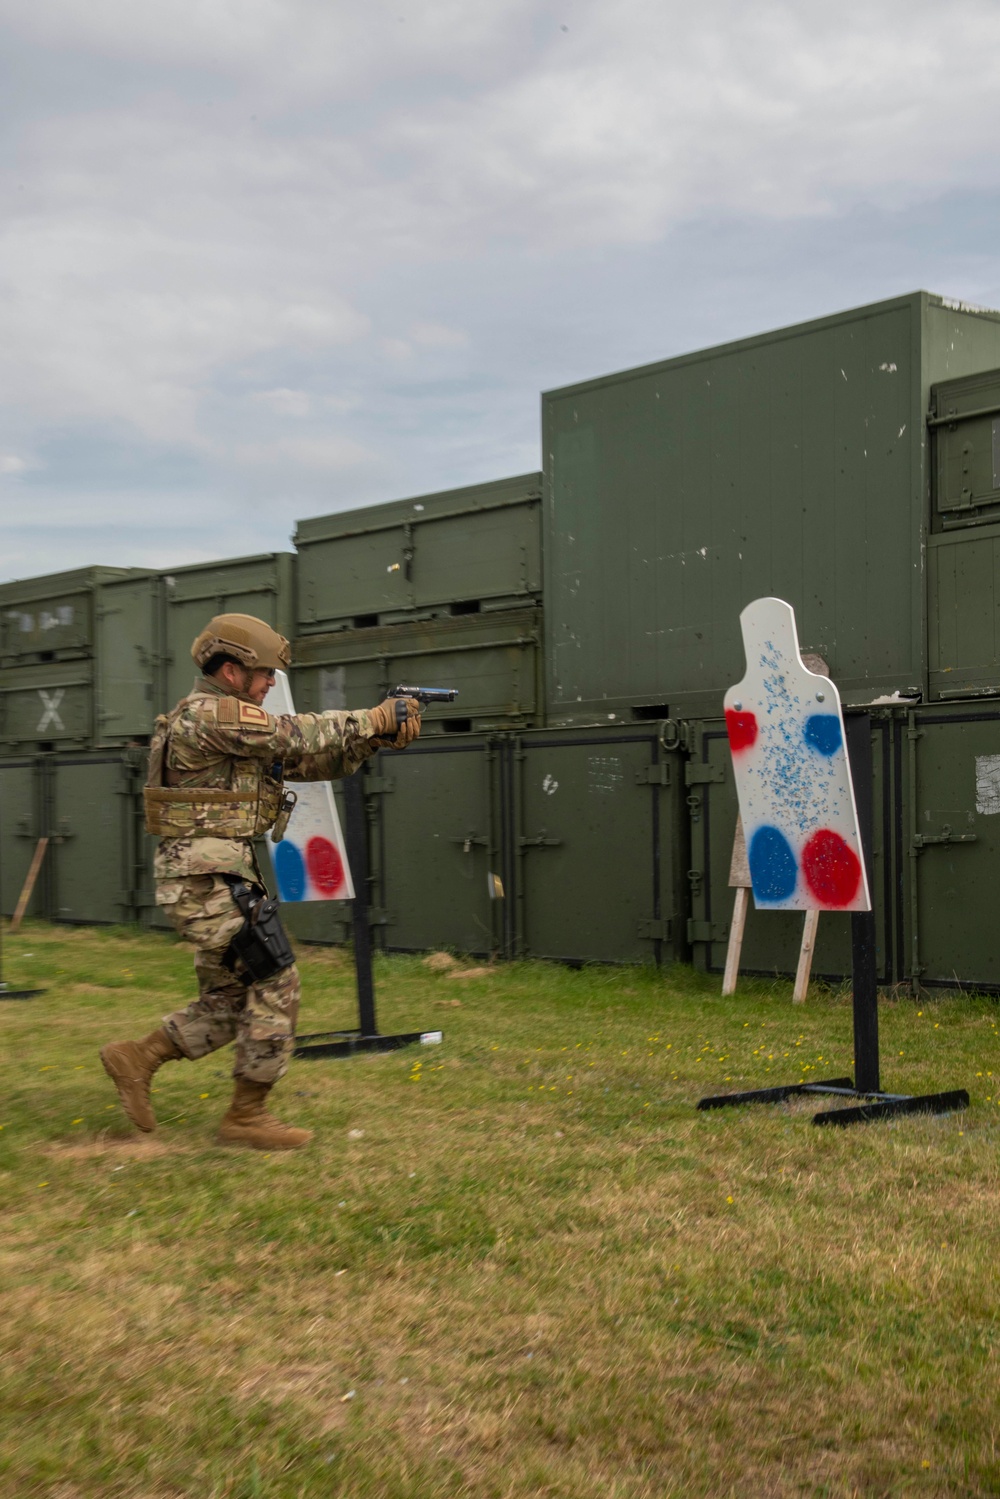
[1,920,998,1498]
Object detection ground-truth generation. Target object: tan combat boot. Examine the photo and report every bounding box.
[99,1026,183,1132]
[216,1079,313,1151]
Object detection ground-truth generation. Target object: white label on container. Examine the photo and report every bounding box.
[588,755,623,795]
[975,754,1000,815]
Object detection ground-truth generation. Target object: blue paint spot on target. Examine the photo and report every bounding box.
[803,713,841,757]
[273,839,307,902]
[748,825,798,903]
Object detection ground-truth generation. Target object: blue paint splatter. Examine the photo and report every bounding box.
[803,714,841,757]
[273,840,307,902]
[752,641,838,834]
[749,825,798,903]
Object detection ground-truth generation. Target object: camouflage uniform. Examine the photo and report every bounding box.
[148,677,378,1085]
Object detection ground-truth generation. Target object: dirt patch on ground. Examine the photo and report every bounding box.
[423,951,459,971]
[447,967,493,981]
[41,1135,186,1161]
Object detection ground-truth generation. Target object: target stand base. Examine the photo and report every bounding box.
[294,1027,443,1061]
[698,1076,969,1127]
[0,985,45,1001]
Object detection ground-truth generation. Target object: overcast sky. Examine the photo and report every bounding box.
[2,0,1000,583]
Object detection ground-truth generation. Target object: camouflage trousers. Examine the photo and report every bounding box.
[156,873,300,1085]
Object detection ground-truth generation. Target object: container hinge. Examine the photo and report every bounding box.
[635,764,671,786]
[686,918,729,944]
[686,868,704,895]
[518,831,562,849]
[684,762,726,786]
[365,776,393,794]
[449,833,489,851]
[52,818,75,843]
[637,918,672,941]
[911,826,977,851]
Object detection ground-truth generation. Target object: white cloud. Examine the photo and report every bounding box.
[410,320,468,348]
[2,0,1000,579]
[254,388,314,418]
[235,434,372,472]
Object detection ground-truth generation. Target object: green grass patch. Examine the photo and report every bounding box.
[1,920,998,1496]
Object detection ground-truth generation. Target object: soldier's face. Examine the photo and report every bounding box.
[245,667,276,706]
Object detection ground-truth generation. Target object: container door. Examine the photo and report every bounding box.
[374,740,499,955]
[0,760,42,918]
[686,718,896,982]
[136,825,173,932]
[927,527,1000,701]
[0,662,94,750]
[908,708,1000,987]
[411,500,541,611]
[50,757,134,923]
[293,610,541,732]
[96,575,157,743]
[162,555,290,709]
[514,731,682,963]
[0,581,93,663]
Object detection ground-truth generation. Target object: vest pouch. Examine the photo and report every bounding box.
[254,775,285,837]
[144,786,259,838]
[270,789,298,843]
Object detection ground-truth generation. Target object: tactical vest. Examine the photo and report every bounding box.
[143,693,284,839]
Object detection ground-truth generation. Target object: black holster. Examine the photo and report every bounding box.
[221,878,295,986]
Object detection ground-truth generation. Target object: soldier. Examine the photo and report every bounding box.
[99,613,420,1151]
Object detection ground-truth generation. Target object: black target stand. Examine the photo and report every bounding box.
[293,766,442,1061]
[699,714,968,1127]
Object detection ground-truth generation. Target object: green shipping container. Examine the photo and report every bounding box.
[0,751,146,924]
[364,724,686,964]
[900,701,1000,990]
[294,474,542,632]
[543,292,1000,724]
[0,757,44,921]
[926,365,1000,702]
[0,569,161,749]
[292,608,543,733]
[161,553,295,710]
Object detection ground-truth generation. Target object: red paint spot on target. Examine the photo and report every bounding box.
[305,836,346,897]
[801,828,861,908]
[725,709,758,753]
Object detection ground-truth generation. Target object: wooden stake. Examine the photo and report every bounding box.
[10,837,48,933]
[722,885,750,997]
[793,908,820,1005]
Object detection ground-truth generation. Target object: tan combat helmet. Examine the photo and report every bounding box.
[191,613,292,674]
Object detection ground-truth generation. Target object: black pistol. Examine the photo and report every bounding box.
[389,684,458,730]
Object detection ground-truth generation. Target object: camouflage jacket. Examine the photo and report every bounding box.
[148,677,378,884]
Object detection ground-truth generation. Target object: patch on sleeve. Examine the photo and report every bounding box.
[237,701,274,731]
[215,696,240,725]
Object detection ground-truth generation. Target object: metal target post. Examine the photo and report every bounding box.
[699,711,968,1126]
[293,764,442,1061]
